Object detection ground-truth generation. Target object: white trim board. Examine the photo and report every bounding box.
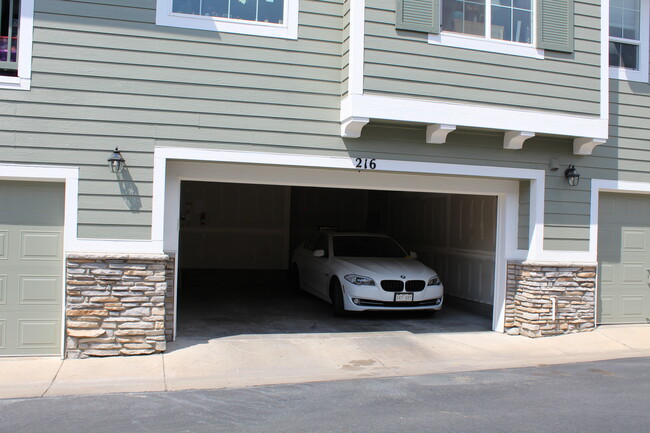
[0,163,78,359]
[0,0,34,90]
[340,94,609,140]
[344,0,610,141]
[153,146,553,333]
[589,179,650,260]
[155,0,299,39]
[0,163,163,255]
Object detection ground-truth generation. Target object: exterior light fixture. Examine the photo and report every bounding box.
[564,164,580,187]
[107,147,126,174]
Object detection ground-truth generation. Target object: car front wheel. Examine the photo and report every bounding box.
[330,278,346,317]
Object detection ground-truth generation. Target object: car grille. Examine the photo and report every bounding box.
[380,280,426,292]
[355,298,442,307]
[380,280,403,292]
[406,280,425,292]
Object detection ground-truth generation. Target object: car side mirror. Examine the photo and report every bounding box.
[409,251,418,259]
[313,249,325,258]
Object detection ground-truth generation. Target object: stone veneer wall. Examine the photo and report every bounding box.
[165,253,175,342]
[505,262,597,337]
[66,254,169,358]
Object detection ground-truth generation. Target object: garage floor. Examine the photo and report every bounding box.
[173,270,492,346]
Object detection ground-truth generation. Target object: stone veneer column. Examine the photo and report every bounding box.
[504,262,597,337]
[66,253,169,358]
[165,253,175,342]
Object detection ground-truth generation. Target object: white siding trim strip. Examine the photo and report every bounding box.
[341,94,609,139]
[155,146,541,333]
[590,179,650,262]
[155,0,299,39]
[601,0,610,119]
[428,33,545,59]
[0,0,34,90]
[0,163,163,255]
[348,0,365,95]
[153,146,544,260]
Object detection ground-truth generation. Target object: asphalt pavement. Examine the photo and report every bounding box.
[2,356,649,433]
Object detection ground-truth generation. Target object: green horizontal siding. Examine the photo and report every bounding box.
[0,0,624,255]
[1,0,344,239]
[364,0,602,116]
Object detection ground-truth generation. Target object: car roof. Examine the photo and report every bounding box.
[325,231,390,238]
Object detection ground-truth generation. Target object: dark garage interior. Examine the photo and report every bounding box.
[175,181,496,339]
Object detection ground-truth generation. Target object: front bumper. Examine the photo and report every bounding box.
[341,282,444,311]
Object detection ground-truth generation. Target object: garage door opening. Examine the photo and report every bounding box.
[175,181,496,340]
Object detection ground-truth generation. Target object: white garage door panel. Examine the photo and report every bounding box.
[0,181,64,356]
[21,231,62,260]
[598,193,650,324]
[18,276,61,305]
[18,319,60,349]
[0,320,5,349]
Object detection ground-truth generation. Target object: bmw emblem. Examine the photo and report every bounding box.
[400,275,406,279]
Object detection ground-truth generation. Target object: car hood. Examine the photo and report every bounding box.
[335,257,437,278]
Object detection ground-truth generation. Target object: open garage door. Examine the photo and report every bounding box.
[175,180,497,338]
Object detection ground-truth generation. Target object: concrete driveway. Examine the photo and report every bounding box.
[2,321,650,400]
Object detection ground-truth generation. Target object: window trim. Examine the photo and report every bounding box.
[155,0,298,40]
[429,0,544,59]
[609,0,649,82]
[0,0,34,90]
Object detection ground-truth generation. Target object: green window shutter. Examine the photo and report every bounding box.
[396,0,439,34]
[537,0,574,52]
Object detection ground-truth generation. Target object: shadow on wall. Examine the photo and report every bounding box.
[117,168,142,212]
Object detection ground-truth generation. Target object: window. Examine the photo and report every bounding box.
[1,0,19,74]
[398,0,574,57]
[0,0,32,90]
[441,0,533,44]
[156,0,298,39]
[609,0,649,81]
[172,0,284,24]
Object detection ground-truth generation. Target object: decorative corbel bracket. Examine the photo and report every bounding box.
[573,137,606,155]
[503,131,535,150]
[426,124,456,144]
[341,117,370,138]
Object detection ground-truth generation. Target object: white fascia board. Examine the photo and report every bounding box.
[347,0,365,95]
[0,0,33,90]
[0,163,163,255]
[341,94,609,139]
[155,146,540,260]
[589,179,650,261]
[600,0,610,119]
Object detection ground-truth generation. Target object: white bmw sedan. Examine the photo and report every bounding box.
[290,231,444,315]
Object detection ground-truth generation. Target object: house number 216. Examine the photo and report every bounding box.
[355,158,377,170]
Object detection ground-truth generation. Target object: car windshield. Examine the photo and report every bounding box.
[332,236,407,258]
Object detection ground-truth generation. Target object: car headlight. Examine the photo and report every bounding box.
[428,276,441,286]
[344,274,376,286]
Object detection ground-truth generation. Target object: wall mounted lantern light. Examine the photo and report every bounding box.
[107,147,126,174]
[564,164,580,187]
